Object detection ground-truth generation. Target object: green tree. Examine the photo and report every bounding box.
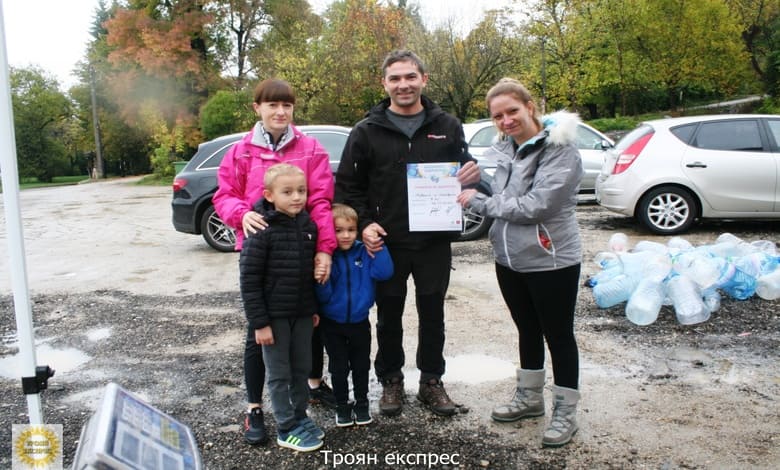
[10,67,71,182]
[199,89,254,139]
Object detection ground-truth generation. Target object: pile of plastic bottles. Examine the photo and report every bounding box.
[587,232,780,326]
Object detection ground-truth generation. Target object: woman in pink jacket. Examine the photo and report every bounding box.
[213,78,337,446]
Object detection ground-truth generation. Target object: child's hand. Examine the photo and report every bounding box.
[255,326,274,345]
[312,314,320,328]
[314,252,332,283]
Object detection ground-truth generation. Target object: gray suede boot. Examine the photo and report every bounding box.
[491,368,546,422]
[542,385,580,447]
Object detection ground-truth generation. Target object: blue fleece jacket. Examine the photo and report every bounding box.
[315,241,394,323]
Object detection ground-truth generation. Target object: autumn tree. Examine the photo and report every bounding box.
[103,0,216,175]
[411,9,523,122]
[316,0,413,124]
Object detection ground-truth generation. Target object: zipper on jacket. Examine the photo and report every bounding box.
[344,254,352,323]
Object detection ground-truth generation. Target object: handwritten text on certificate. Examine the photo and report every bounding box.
[406,162,462,232]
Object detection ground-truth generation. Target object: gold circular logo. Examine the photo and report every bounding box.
[14,426,60,468]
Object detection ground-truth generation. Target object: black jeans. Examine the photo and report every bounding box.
[374,242,451,383]
[244,325,265,404]
[320,317,371,405]
[495,262,581,389]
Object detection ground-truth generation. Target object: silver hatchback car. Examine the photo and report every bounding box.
[595,114,780,235]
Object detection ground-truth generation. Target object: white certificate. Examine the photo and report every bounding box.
[407,162,462,232]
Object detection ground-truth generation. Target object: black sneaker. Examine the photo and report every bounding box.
[243,407,268,445]
[353,401,372,425]
[309,380,338,409]
[335,404,354,427]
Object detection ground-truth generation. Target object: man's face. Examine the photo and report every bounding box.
[382,60,428,113]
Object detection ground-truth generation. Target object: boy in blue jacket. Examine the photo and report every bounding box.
[315,204,394,426]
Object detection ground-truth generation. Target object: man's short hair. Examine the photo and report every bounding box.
[381,50,426,76]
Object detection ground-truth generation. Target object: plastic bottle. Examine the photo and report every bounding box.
[716,260,758,300]
[608,232,629,253]
[667,236,693,253]
[735,252,779,278]
[625,278,665,325]
[671,251,721,290]
[593,274,638,308]
[666,275,711,325]
[756,269,780,300]
[633,240,668,254]
[701,287,721,313]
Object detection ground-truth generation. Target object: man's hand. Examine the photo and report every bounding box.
[242,210,268,238]
[362,222,387,257]
[456,160,481,186]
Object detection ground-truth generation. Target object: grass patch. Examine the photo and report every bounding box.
[136,174,173,186]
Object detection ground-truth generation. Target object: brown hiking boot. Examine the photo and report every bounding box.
[417,378,457,416]
[379,377,404,416]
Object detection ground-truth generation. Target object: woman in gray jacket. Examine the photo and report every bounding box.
[457,78,582,447]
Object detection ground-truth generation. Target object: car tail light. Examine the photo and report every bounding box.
[612,132,653,174]
[172,177,188,192]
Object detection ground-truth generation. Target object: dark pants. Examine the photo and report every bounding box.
[244,324,325,404]
[374,242,451,384]
[320,317,371,406]
[263,317,313,431]
[309,325,326,380]
[495,262,581,389]
[244,325,265,404]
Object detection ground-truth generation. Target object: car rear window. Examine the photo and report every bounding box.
[691,120,763,151]
[613,125,653,152]
[765,119,780,148]
[670,123,697,144]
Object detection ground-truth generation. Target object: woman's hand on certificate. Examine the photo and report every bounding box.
[457,189,478,208]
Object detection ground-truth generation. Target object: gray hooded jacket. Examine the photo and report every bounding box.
[468,111,583,272]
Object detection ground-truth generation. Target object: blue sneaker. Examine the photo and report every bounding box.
[276,424,322,452]
[297,416,325,440]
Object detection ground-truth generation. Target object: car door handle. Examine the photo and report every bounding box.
[685,162,707,168]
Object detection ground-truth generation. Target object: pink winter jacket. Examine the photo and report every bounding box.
[213,124,336,254]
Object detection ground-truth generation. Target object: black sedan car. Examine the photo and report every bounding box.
[172,125,493,251]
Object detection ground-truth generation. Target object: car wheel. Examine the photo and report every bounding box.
[200,205,236,252]
[459,205,493,241]
[637,186,697,235]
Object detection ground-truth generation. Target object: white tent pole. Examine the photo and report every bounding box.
[0,0,43,424]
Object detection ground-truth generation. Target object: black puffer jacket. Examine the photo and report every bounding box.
[335,96,475,249]
[239,199,318,330]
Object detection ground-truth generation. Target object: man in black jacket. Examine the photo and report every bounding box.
[335,50,481,417]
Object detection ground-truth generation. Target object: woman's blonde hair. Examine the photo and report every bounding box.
[485,78,542,128]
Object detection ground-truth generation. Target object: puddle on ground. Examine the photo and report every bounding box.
[86,327,111,342]
[402,354,514,387]
[0,343,91,379]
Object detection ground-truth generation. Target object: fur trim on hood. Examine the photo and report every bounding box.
[541,110,581,147]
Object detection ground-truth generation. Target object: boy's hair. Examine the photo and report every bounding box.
[264,163,305,190]
[254,78,296,105]
[381,50,426,77]
[332,203,358,223]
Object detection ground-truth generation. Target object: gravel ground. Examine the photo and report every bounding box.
[1,181,778,469]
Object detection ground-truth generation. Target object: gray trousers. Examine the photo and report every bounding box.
[262,317,313,432]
